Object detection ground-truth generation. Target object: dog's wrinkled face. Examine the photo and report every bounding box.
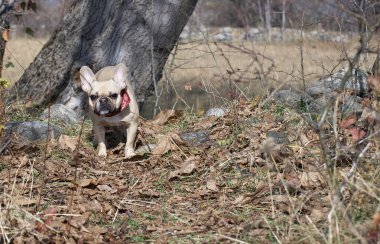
[88,83,122,115]
[80,64,127,116]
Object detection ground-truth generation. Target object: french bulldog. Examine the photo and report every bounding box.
[80,63,139,158]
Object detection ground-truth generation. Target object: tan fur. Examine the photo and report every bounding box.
[80,63,139,159]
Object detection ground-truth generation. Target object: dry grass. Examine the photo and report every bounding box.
[3,36,374,89]
[169,40,355,83]
[3,37,46,83]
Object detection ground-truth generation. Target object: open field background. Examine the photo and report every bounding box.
[3,36,367,86]
[4,34,377,118]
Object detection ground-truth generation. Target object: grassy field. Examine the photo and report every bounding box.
[3,36,371,89]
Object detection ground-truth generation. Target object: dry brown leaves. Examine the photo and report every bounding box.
[152,133,184,156]
[58,135,78,152]
[1,96,379,242]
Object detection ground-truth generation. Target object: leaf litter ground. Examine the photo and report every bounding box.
[1,97,380,243]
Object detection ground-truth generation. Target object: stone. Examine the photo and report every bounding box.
[205,108,227,117]
[1,121,62,152]
[340,96,364,114]
[40,104,81,125]
[266,131,290,145]
[135,144,156,156]
[213,27,232,42]
[273,68,370,115]
[180,130,209,146]
[307,68,369,97]
[273,90,303,106]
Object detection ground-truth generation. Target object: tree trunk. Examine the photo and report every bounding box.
[258,0,264,28]
[265,0,271,41]
[281,0,286,41]
[6,0,198,113]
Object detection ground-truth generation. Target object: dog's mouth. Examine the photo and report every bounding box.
[98,108,114,115]
[94,98,118,116]
[95,106,118,116]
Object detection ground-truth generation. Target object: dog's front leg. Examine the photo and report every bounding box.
[125,122,138,158]
[93,124,107,158]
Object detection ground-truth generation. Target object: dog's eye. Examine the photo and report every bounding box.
[110,93,118,99]
[90,95,98,100]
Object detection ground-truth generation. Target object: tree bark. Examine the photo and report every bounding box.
[265,0,271,41]
[281,0,286,41]
[6,0,198,113]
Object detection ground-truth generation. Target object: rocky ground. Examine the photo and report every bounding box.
[0,70,380,243]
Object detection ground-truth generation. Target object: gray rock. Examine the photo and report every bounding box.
[180,130,209,146]
[4,121,62,143]
[273,68,369,115]
[205,108,227,117]
[135,144,156,155]
[341,96,364,114]
[273,90,303,106]
[307,68,369,97]
[266,131,290,145]
[213,27,232,42]
[40,104,81,125]
[242,27,264,41]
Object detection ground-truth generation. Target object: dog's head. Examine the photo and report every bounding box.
[80,63,129,116]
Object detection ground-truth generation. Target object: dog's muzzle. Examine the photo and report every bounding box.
[95,97,117,116]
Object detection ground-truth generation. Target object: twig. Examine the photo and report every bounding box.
[216,233,250,244]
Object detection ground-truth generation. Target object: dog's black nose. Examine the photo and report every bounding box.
[99,97,108,103]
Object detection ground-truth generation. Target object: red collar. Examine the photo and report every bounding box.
[105,89,131,117]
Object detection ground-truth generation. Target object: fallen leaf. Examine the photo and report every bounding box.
[300,171,325,188]
[180,156,199,174]
[368,75,380,95]
[140,120,162,135]
[78,179,94,187]
[233,195,246,204]
[309,208,325,223]
[340,115,357,129]
[88,199,102,212]
[193,116,218,130]
[58,135,78,152]
[368,211,380,243]
[168,170,181,180]
[206,179,218,192]
[35,207,58,234]
[2,29,9,41]
[91,225,108,234]
[97,184,113,192]
[152,133,184,156]
[349,127,366,142]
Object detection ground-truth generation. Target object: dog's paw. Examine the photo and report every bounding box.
[98,150,107,158]
[124,148,136,159]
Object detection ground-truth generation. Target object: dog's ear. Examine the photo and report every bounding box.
[113,63,128,89]
[80,66,95,93]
